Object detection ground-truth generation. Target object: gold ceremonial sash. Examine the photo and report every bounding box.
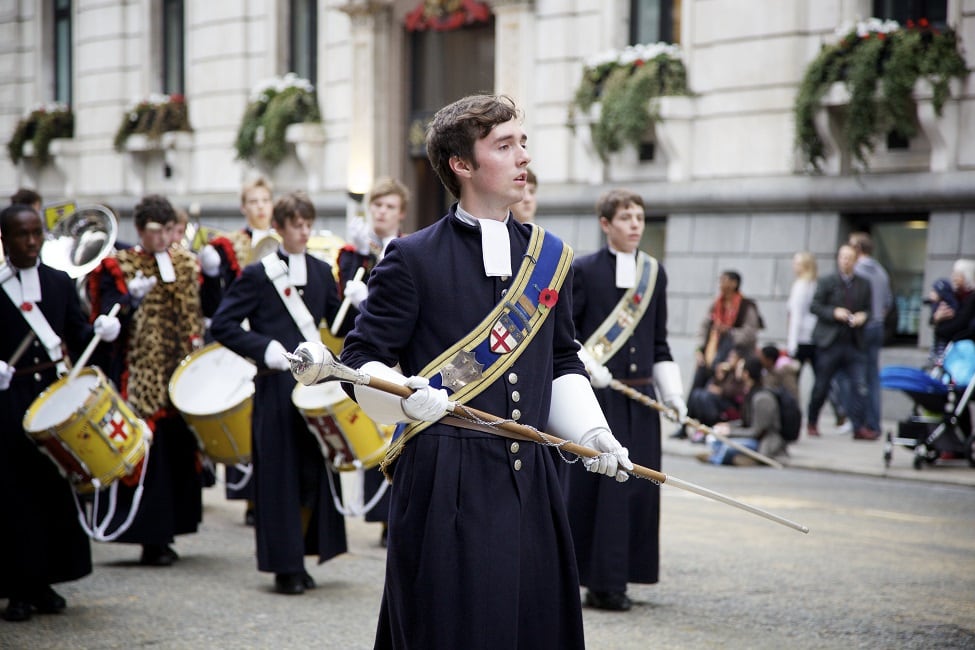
[583,251,658,364]
[380,225,573,472]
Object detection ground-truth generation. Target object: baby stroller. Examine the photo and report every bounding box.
[879,339,975,470]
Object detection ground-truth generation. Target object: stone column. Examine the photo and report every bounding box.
[491,1,535,130]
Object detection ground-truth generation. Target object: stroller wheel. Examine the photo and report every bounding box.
[913,455,924,470]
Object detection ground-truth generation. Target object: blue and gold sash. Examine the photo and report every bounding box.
[583,251,658,364]
[381,224,573,469]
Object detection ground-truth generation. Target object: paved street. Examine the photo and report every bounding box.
[4,449,974,650]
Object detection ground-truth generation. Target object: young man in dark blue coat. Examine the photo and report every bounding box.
[0,204,121,621]
[210,192,348,595]
[340,94,632,649]
[568,189,686,611]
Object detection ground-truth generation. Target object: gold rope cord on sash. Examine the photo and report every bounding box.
[380,225,573,472]
[583,252,658,365]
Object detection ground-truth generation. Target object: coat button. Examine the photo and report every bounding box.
[629,363,638,373]
[500,288,508,297]
[34,373,42,382]
[510,442,520,454]
[511,390,520,402]
[511,409,521,420]
[630,346,637,354]
[508,372,518,384]
[513,459,522,471]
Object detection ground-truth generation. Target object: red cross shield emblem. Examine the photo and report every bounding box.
[490,319,518,355]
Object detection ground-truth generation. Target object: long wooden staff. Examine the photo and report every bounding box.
[285,344,809,534]
[67,303,121,383]
[608,379,784,469]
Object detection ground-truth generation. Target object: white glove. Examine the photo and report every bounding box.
[347,216,371,255]
[343,279,368,308]
[579,428,632,482]
[127,271,158,301]
[547,373,632,481]
[576,342,612,389]
[200,244,221,278]
[401,375,451,422]
[0,361,13,391]
[263,340,291,371]
[653,361,687,422]
[93,314,122,343]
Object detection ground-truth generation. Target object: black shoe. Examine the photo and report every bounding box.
[274,573,305,595]
[244,508,256,527]
[29,586,66,614]
[585,590,632,611]
[301,570,316,590]
[380,522,388,548]
[3,599,32,622]
[669,427,688,440]
[140,544,178,567]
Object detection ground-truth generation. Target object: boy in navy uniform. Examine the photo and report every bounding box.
[341,94,631,649]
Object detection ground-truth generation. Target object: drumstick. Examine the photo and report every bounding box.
[7,331,36,367]
[330,266,366,336]
[67,303,121,383]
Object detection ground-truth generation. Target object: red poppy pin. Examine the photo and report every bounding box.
[633,293,642,304]
[539,288,559,308]
[284,287,292,297]
[21,302,33,312]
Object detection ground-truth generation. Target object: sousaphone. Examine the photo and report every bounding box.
[41,204,118,279]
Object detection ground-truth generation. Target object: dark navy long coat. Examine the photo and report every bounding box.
[211,251,348,573]
[568,248,673,590]
[341,209,587,649]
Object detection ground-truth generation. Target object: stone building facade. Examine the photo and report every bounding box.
[2,0,974,365]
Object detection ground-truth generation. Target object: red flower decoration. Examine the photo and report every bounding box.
[284,287,292,297]
[21,302,33,312]
[633,293,643,305]
[539,288,558,308]
[919,17,929,28]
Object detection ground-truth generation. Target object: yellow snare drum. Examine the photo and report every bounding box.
[169,343,255,465]
[292,381,392,471]
[23,367,150,493]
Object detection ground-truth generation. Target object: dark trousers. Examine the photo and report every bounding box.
[809,341,868,430]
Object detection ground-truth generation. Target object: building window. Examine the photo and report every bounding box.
[162,0,184,95]
[873,0,948,28]
[53,0,72,105]
[289,0,317,82]
[845,215,929,344]
[630,0,681,44]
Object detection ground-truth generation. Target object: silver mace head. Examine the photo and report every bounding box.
[284,342,367,386]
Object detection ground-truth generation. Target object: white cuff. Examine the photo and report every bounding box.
[546,373,610,444]
[353,361,409,425]
[653,360,684,402]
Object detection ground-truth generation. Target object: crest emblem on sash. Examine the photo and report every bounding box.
[490,315,523,355]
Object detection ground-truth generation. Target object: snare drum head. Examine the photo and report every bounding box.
[292,381,347,410]
[170,343,256,416]
[24,368,102,432]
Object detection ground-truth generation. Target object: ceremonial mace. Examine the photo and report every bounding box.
[608,379,784,469]
[285,343,809,534]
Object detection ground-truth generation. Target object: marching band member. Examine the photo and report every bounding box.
[88,194,217,567]
[336,176,411,547]
[0,204,120,622]
[210,192,349,595]
[568,188,686,611]
[340,94,630,649]
[206,176,276,525]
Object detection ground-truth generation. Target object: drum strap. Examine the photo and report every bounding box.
[381,224,573,472]
[582,252,658,365]
[1,264,67,373]
[261,253,322,343]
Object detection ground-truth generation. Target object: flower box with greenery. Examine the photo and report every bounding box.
[570,42,690,162]
[794,17,968,171]
[7,103,74,166]
[113,93,192,152]
[234,73,322,167]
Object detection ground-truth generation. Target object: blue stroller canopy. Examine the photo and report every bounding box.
[880,366,949,395]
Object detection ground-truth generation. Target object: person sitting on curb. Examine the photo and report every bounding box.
[696,356,788,466]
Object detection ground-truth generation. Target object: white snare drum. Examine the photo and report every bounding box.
[292,381,392,471]
[23,367,150,493]
[169,343,256,465]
